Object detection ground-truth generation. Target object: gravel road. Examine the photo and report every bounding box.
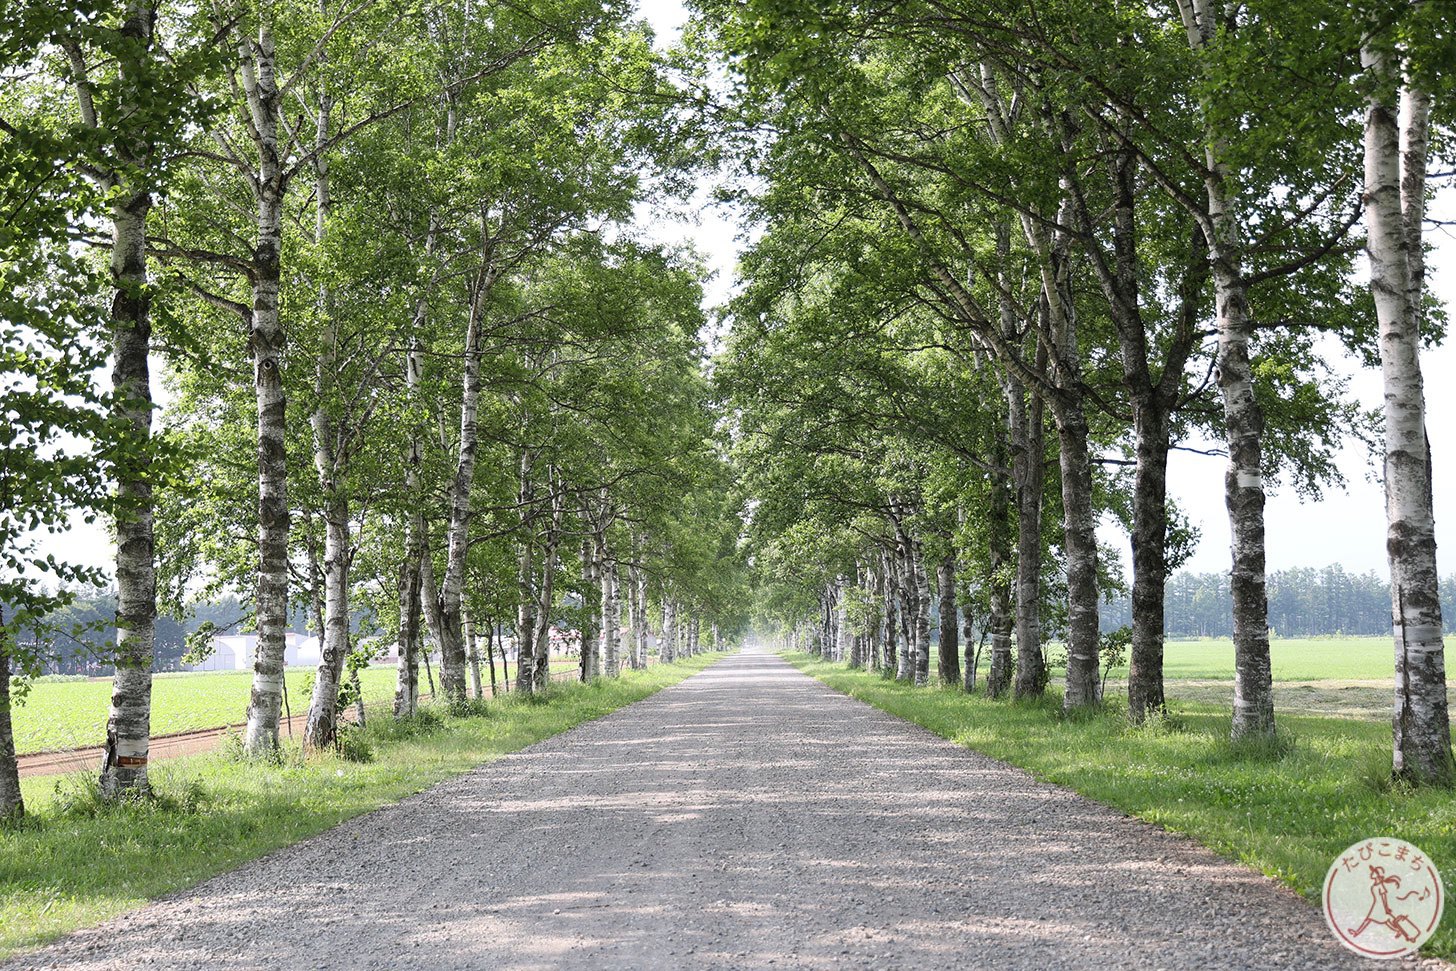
[9,649,1434,970]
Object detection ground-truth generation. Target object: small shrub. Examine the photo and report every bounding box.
[445,696,493,718]
[49,775,209,819]
[335,726,373,764]
[370,707,447,743]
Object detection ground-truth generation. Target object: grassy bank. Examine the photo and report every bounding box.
[0,652,727,957]
[781,651,1456,959]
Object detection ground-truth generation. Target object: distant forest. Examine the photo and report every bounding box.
[27,565,1456,678]
[1101,567,1456,639]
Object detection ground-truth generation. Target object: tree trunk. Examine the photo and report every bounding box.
[911,537,931,686]
[937,553,960,687]
[579,526,600,681]
[98,157,156,797]
[1008,367,1047,700]
[438,253,500,704]
[661,599,677,663]
[0,619,23,820]
[1127,406,1171,718]
[241,28,290,754]
[881,550,898,676]
[1176,0,1274,742]
[632,555,648,669]
[1052,398,1101,710]
[466,607,484,700]
[303,494,350,750]
[1362,54,1453,783]
[487,623,499,696]
[602,545,620,677]
[530,481,563,692]
[985,437,1014,697]
[961,603,979,692]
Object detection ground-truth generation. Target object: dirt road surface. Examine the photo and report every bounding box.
[6,650,1415,970]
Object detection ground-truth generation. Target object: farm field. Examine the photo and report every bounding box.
[937,636,1451,721]
[13,657,576,756]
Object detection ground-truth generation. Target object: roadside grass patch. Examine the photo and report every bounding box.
[782,651,1456,960]
[0,652,728,958]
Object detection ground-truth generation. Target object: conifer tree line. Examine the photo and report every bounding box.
[694,0,1456,785]
[0,0,750,820]
[1103,567,1456,641]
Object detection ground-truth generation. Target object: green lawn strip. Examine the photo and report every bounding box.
[1,652,728,958]
[781,651,1456,959]
[15,659,576,755]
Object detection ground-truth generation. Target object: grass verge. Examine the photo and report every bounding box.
[0,652,728,958]
[781,651,1456,960]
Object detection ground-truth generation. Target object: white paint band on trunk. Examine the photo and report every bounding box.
[1236,471,1262,489]
[115,736,148,758]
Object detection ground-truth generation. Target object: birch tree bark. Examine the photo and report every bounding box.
[911,535,931,687]
[985,434,1014,698]
[0,618,22,819]
[1007,362,1047,700]
[303,87,356,750]
[579,523,600,680]
[880,549,898,676]
[1361,34,1453,784]
[936,553,960,687]
[466,606,484,699]
[239,24,292,755]
[394,341,426,717]
[79,0,158,796]
[437,243,499,704]
[602,542,621,677]
[1174,0,1275,741]
[530,479,564,691]
[660,599,676,663]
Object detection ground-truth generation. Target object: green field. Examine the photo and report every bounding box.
[782,651,1456,960]
[1,652,729,957]
[14,658,575,756]
[1111,636,1420,682]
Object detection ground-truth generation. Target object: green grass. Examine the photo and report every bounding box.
[0,652,728,958]
[1119,636,1432,682]
[782,651,1456,960]
[13,658,574,755]
[963,635,1420,683]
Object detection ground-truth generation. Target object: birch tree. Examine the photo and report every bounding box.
[1361,3,1454,784]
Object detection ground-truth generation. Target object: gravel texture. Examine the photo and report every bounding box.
[8,649,1439,969]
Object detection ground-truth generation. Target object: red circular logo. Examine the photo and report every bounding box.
[1324,838,1444,959]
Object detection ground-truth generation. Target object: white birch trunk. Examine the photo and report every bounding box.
[240,25,291,756]
[465,606,484,700]
[302,84,354,751]
[0,619,20,819]
[90,0,157,797]
[530,481,563,691]
[1361,42,1453,783]
[394,340,426,717]
[1175,0,1275,741]
[660,599,676,663]
[579,525,600,680]
[602,551,621,677]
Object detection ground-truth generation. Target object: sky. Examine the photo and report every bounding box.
[32,0,1456,585]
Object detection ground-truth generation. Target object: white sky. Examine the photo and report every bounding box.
[33,0,1456,585]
